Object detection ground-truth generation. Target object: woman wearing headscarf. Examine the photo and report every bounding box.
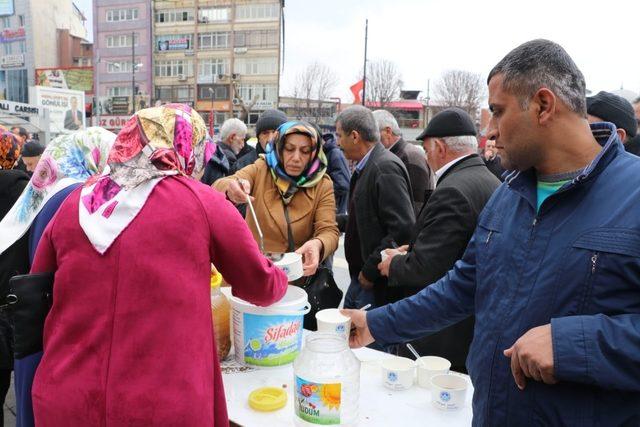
[0,127,117,427]
[29,104,287,426]
[0,129,29,427]
[213,121,339,277]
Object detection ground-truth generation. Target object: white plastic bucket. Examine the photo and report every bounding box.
[228,286,310,367]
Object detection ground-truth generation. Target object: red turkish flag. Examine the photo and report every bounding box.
[350,79,364,104]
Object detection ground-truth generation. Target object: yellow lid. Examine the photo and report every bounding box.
[210,269,222,289]
[248,387,287,412]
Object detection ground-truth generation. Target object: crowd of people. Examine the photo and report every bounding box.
[0,38,639,425]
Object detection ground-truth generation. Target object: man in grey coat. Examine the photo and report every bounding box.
[373,109,434,215]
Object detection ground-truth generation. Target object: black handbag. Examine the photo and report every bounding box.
[1,272,54,359]
[299,265,343,330]
[282,203,343,330]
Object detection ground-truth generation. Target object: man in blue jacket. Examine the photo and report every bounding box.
[343,39,640,425]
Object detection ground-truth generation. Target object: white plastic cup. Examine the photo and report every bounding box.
[274,252,303,281]
[381,357,415,390]
[431,374,468,410]
[417,356,451,389]
[315,308,351,341]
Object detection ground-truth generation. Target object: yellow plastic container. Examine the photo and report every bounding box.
[211,266,231,360]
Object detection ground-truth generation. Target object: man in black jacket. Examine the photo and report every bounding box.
[373,109,434,215]
[377,107,500,371]
[336,105,415,310]
[235,109,288,171]
[585,91,638,155]
[483,138,506,180]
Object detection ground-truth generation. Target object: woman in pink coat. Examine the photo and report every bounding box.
[30,104,288,426]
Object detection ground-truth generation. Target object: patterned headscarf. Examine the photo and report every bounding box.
[79,104,212,254]
[0,131,23,170]
[264,121,328,204]
[0,127,116,255]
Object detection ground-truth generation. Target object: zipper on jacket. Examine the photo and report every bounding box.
[485,230,493,244]
[590,252,599,274]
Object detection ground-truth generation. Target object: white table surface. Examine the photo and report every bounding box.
[221,338,474,426]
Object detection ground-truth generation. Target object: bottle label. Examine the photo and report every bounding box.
[295,376,341,425]
[242,313,303,366]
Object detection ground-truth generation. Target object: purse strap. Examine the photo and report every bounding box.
[282,202,295,253]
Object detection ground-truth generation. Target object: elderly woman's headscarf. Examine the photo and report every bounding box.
[0,131,23,170]
[79,104,212,254]
[264,121,328,204]
[0,127,116,254]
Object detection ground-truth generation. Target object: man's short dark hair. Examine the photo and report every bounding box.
[336,105,379,143]
[12,127,28,139]
[488,39,587,116]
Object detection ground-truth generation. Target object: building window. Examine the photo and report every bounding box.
[107,61,139,74]
[3,43,11,55]
[155,85,194,102]
[235,3,279,21]
[154,60,194,77]
[234,57,277,75]
[234,30,278,48]
[106,33,139,48]
[6,69,28,103]
[198,7,230,23]
[198,84,229,100]
[236,84,277,103]
[106,8,139,22]
[198,58,229,79]
[18,40,26,53]
[156,34,192,51]
[155,9,194,23]
[107,87,132,97]
[1,17,10,29]
[197,32,230,50]
[18,15,24,26]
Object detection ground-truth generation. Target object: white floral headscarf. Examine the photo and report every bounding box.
[0,127,116,255]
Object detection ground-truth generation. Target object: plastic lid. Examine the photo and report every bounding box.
[210,270,222,288]
[248,387,287,412]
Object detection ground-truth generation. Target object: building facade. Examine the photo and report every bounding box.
[0,0,88,103]
[93,0,153,123]
[152,0,283,132]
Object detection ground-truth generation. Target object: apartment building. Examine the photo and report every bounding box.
[153,0,283,130]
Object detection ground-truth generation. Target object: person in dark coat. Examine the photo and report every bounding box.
[373,109,434,215]
[319,131,350,214]
[483,138,507,180]
[200,140,231,186]
[0,131,30,423]
[201,118,249,185]
[235,109,288,171]
[586,91,638,155]
[378,108,501,372]
[336,106,415,310]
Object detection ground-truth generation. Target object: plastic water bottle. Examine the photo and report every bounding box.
[293,333,360,426]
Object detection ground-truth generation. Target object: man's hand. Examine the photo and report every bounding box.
[377,248,407,277]
[358,271,374,290]
[340,309,375,348]
[295,239,323,276]
[225,178,254,204]
[503,324,557,390]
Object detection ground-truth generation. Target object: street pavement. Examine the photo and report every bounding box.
[0,238,349,427]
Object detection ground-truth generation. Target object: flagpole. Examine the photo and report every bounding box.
[362,19,368,106]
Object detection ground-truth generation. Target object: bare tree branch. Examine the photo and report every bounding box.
[433,70,486,118]
[364,60,403,108]
[289,62,337,121]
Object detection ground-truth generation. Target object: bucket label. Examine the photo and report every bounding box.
[242,313,303,366]
[295,376,341,425]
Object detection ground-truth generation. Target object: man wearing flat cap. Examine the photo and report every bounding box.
[377,107,500,371]
[586,91,639,155]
